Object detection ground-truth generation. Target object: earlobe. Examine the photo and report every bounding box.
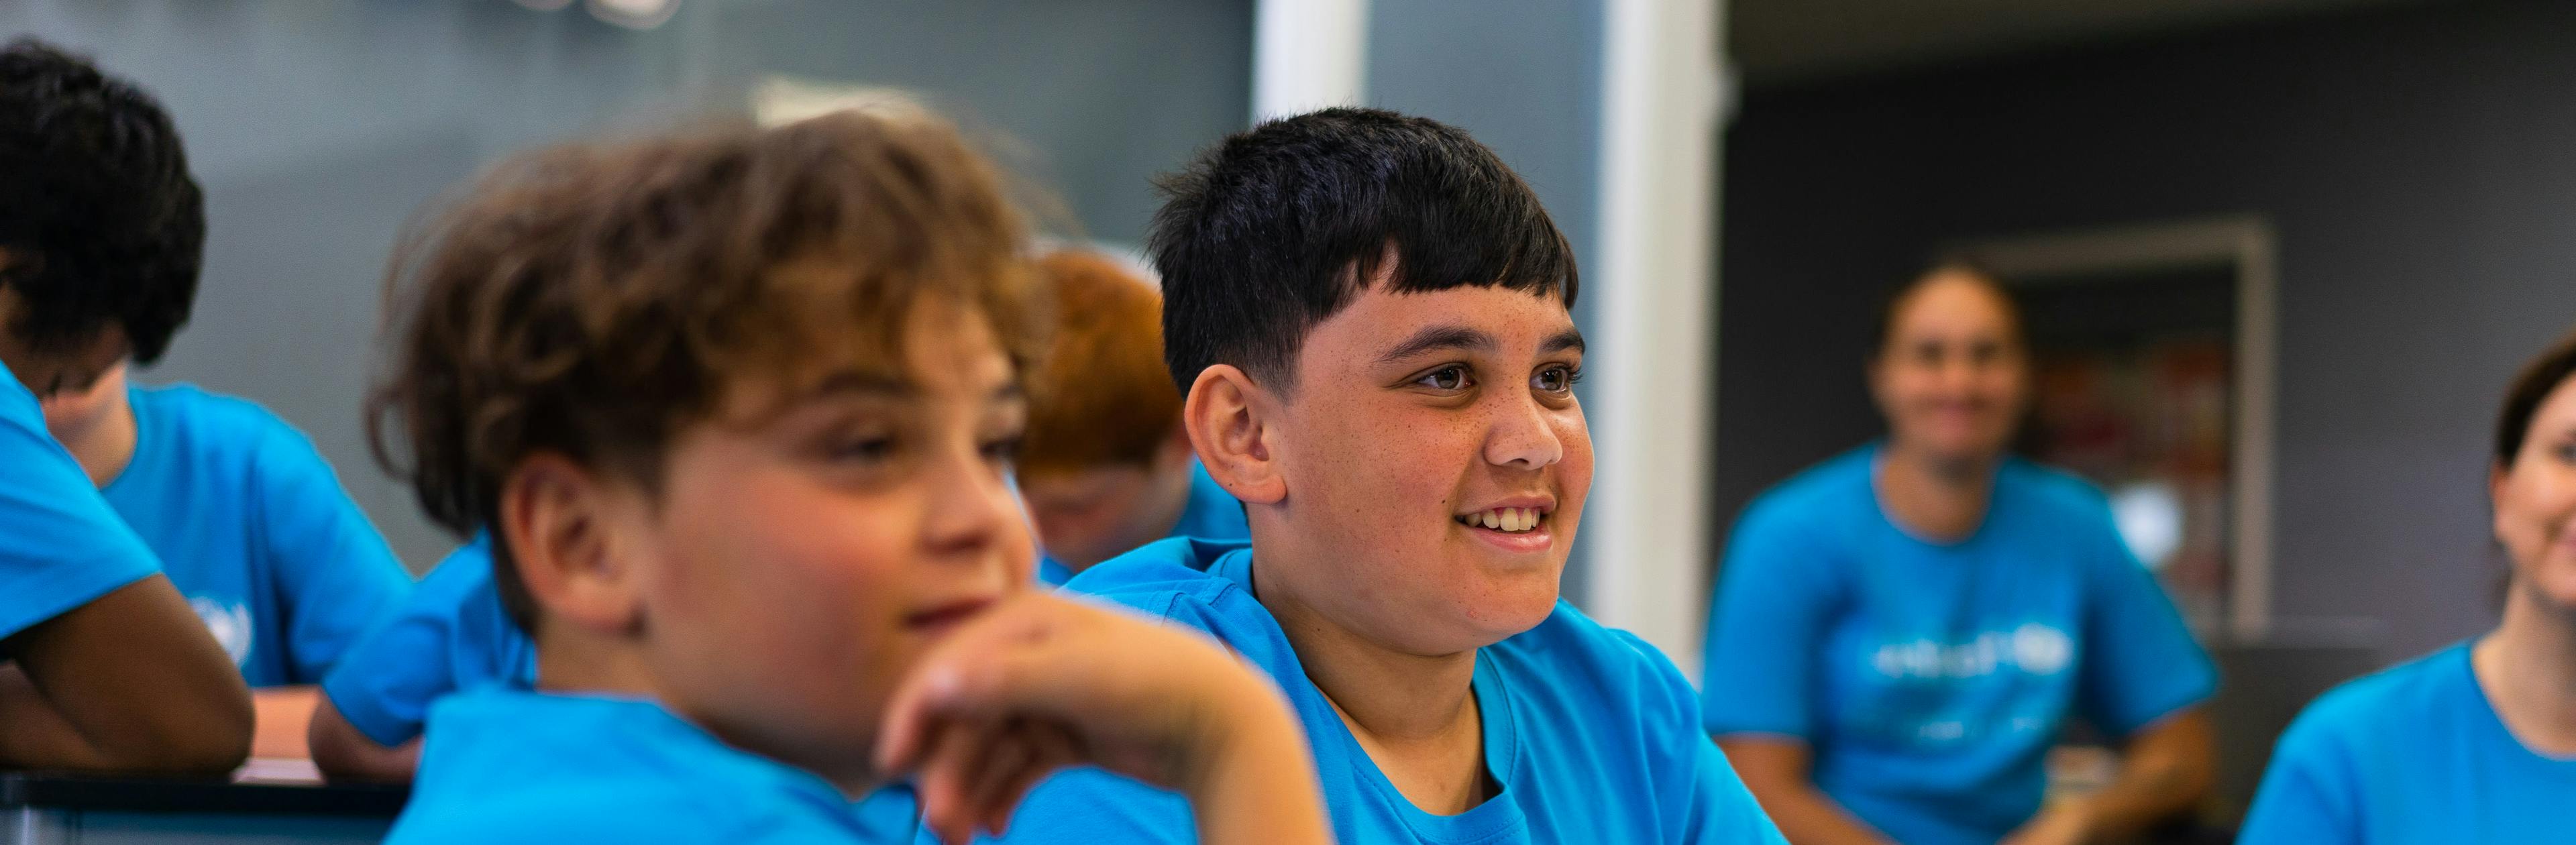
[1181,365,1287,506]
[500,454,644,634]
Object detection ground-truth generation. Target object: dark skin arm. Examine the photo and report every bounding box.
[1717,736,1894,845]
[305,695,419,783]
[0,575,252,774]
[2003,708,2216,845]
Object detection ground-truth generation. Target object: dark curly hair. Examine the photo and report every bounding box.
[370,109,1044,630]
[0,38,203,364]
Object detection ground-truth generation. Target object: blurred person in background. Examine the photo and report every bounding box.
[1016,250,1245,585]
[0,36,253,774]
[2237,327,2576,844]
[1703,266,2217,844]
[42,359,413,763]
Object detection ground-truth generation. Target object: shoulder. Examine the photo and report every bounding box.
[413,539,498,596]
[1063,537,1247,617]
[1737,447,1875,530]
[1998,457,2116,520]
[136,384,328,471]
[2275,644,2471,761]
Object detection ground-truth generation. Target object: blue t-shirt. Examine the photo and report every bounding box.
[2239,641,2576,844]
[0,363,162,640]
[388,687,919,844]
[1701,445,2215,845]
[320,536,538,747]
[991,537,1786,845]
[1034,461,1246,586]
[99,384,411,687]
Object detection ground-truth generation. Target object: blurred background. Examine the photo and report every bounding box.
[11,0,2576,823]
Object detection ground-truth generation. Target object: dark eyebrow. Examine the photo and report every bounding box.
[1375,325,1497,365]
[803,371,914,400]
[1542,329,1586,356]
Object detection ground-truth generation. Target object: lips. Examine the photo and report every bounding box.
[902,596,996,634]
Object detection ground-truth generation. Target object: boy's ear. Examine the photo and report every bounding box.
[500,453,647,635]
[1181,364,1285,506]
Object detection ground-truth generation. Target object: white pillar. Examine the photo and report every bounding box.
[1252,0,1369,121]
[1587,0,1729,675]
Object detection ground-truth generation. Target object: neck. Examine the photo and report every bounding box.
[1253,552,1489,813]
[2476,585,2576,756]
[58,392,139,489]
[1874,443,1998,541]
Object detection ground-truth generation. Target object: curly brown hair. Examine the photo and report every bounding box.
[370,109,1044,628]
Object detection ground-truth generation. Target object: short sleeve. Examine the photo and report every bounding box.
[321,542,513,746]
[0,381,159,640]
[2236,710,2359,844]
[1700,494,1842,738]
[249,421,413,684]
[2074,516,2218,737]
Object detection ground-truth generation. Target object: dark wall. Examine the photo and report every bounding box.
[1715,0,2576,661]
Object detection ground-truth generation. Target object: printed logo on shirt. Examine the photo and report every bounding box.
[191,597,254,667]
[1870,622,2072,680]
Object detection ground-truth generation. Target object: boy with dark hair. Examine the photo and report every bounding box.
[0,37,253,773]
[371,109,1331,845]
[1017,250,1246,584]
[998,108,1786,843]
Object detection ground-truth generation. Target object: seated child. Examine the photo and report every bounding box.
[993,108,1788,843]
[371,109,1331,845]
[0,36,251,773]
[42,361,413,760]
[1016,249,1246,585]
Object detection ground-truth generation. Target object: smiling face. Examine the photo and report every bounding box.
[595,294,1036,784]
[1251,283,1590,656]
[1870,270,2030,467]
[2493,369,2576,613]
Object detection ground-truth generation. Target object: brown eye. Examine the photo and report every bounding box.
[1415,365,1470,391]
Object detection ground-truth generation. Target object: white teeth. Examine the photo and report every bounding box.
[1460,507,1546,532]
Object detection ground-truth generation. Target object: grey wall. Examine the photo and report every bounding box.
[3,0,1252,571]
[1368,0,1607,604]
[1714,0,2576,663]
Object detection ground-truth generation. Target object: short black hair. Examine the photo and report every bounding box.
[0,38,202,364]
[1148,107,1576,393]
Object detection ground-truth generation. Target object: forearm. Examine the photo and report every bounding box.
[2081,713,2216,840]
[306,697,421,783]
[0,578,252,774]
[1186,689,1331,845]
[1747,780,1894,845]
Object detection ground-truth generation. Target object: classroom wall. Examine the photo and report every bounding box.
[2,0,1253,571]
[1713,0,2576,663]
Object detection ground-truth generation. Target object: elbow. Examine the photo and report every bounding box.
[100,689,253,776]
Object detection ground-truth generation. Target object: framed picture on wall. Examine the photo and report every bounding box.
[1944,215,2278,643]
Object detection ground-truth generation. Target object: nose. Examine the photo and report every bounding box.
[920,447,1020,563]
[1483,389,1565,470]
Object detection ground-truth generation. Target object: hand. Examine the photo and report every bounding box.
[875,593,1307,844]
[2000,799,2097,845]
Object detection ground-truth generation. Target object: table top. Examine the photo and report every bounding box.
[0,771,405,817]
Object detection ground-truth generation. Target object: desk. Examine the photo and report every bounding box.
[0,773,401,844]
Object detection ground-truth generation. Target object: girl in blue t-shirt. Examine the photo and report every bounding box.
[1703,266,2219,845]
[2239,329,2576,844]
